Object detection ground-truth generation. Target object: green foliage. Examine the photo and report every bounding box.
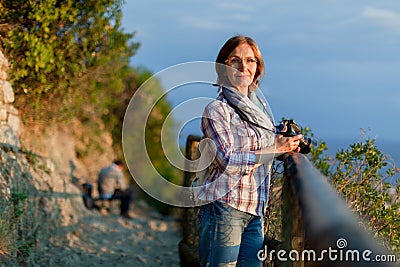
[0,0,139,124]
[16,240,34,258]
[14,200,34,257]
[0,201,15,255]
[329,138,400,252]
[1,0,178,215]
[301,125,331,176]
[104,66,181,214]
[104,66,154,153]
[264,161,284,240]
[25,150,39,166]
[304,129,400,253]
[0,191,29,257]
[271,123,400,253]
[11,192,28,218]
[22,149,52,174]
[265,124,330,240]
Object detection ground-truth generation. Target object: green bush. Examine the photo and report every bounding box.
[0,0,139,124]
[329,138,399,252]
[0,191,29,258]
[266,127,399,254]
[305,128,399,253]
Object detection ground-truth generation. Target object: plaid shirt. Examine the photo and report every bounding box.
[198,94,273,216]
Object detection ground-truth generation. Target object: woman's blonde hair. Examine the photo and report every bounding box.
[215,35,265,90]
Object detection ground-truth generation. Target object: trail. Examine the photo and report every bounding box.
[35,201,181,267]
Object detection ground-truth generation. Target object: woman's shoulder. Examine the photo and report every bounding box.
[203,98,236,124]
[205,94,230,111]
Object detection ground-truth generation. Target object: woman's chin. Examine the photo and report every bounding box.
[232,80,252,88]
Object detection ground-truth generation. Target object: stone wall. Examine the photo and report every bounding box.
[0,49,88,265]
[0,50,20,147]
[0,48,123,264]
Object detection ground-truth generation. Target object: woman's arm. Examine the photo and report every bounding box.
[201,101,257,176]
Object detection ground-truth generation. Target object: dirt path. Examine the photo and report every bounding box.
[35,201,181,267]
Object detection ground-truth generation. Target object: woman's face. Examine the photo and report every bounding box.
[225,43,257,93]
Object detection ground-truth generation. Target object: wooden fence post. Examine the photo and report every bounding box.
[179,135,201,267]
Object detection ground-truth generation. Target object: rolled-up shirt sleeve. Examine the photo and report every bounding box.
[201,100,256,176]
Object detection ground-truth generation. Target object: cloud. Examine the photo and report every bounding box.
[215,2,256,13]
[181,16,233,31]
[230,14,252,22]
[362,7,400,31]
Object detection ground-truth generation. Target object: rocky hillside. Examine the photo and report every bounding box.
[0,48,181,266]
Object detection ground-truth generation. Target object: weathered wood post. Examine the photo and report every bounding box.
[178,135,201,267]
[281,154,305,267]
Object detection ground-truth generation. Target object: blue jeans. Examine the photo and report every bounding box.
[198,201,264,267]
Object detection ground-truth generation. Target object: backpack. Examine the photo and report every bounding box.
[81,183,95,209]
[190,137,217,205]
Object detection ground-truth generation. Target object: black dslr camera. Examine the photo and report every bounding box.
[275,119,312,154]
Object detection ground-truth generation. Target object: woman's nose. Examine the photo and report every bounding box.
[237,62,245,71]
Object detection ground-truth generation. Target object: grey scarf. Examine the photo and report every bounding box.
[221,86,275,148]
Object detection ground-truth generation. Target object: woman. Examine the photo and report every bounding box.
[197,35,302,266]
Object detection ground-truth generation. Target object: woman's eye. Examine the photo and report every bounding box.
[231,58,241,64]
[246,58,257,64]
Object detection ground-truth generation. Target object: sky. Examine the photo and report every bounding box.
[121,0,400,162]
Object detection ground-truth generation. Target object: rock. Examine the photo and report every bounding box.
[0,80,14,104]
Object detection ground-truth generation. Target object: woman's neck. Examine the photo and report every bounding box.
[233,85,248,96]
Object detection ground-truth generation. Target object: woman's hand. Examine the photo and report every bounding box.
[254,133,302,165]
[275,134,302,154]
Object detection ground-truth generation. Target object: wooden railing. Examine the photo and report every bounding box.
[281,153,397,267]
[179,136,398,267]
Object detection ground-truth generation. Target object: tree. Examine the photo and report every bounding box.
[0,0,139,123]
[116,67,182,214]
